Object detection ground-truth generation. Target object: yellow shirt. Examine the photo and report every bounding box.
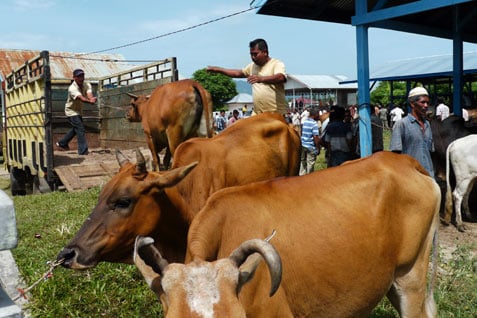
[242,58,287,115]
[65,80,93,117]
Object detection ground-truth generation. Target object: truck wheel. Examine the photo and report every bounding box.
[10,168,27,196]
[35,175,52,193]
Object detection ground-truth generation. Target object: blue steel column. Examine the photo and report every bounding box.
[452,6,463,116]
[356,0,372,157]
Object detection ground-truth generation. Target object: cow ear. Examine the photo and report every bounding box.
[134,236,167,298]
[147,161,198,190]
[237,253,262,292]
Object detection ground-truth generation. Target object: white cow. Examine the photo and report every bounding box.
[444,134,477,232]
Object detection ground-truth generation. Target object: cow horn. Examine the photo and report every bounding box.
[135,148,147,174]
[127,92,138,99]
[115,149,130,167]
[229,238,282,297]
[134,236,169,275]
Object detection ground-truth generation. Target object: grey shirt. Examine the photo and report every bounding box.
[390,114,434,178]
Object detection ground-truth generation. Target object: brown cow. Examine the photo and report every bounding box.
[126,79,213,170]
[133,234,282,318]
[182,152,440,317]
[57,113,300,268]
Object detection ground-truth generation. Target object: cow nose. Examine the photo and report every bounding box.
[57,247,77,268]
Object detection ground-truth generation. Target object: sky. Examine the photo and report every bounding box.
[1,0,477,80]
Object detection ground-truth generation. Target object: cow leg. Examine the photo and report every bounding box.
[165,126,184,159]
[462,178,476,221]
[386,235,437,317]
[146,134,159,171]
[453,180,469,232]
[162,147,172,170]
[443,181,454,226]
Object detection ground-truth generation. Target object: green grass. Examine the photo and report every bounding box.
[11,188,163,317]
[6,129,476,317]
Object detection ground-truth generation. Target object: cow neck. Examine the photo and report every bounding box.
[150,189,189,263]
[163,185,196,224]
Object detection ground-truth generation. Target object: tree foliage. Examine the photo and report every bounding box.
[370,81,407,107]
[192,68,238,110]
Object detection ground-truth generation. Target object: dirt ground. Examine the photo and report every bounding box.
[438,220,477,261]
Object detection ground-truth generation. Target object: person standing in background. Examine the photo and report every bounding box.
[299,108,321,175]
[56,69,97,155]
[378,105,389,129]
[390,87,434,178]
[390,104,405,128]
[435,97,450,121]
[215,110,227,133]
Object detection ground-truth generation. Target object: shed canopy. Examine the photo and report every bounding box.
[342,51,477,83]
[287,74,358,90]
[256,0,477,43]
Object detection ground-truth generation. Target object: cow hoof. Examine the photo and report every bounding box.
[439,217,450,226]
[457,224,466,232]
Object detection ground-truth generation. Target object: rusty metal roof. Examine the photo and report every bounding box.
[0,49,136,82]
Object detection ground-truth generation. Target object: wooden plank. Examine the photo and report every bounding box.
[55,166,83,191]
[53,147,153,192]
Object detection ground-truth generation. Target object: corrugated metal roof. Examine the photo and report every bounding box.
[226,93,253,104]
[287,74,358,90]
[0,49,137,81]
[256,0,477,43]
[342,51,477,83]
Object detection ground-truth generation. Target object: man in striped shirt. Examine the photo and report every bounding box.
[300,108,322,175]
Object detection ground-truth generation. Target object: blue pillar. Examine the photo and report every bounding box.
[452,6,463,116]
[356,0,372,157]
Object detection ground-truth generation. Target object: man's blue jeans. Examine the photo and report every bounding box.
[58,115,88,155]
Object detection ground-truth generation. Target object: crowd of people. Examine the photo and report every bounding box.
[207,34,468,183]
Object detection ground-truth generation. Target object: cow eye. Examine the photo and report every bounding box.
[115,198,132,209]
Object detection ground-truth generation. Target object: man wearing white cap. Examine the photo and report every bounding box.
[390,86,434,178]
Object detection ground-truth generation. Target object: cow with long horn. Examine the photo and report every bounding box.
[133,235,282,318]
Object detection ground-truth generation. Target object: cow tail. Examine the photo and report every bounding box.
[443,141,454,224]
[193,85,204,126]
[193,84,213,138]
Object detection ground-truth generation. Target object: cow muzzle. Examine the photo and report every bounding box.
[57,247,97,270]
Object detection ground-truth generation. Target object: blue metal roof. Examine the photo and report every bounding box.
[255,0,477,43]
[341,51,477,83]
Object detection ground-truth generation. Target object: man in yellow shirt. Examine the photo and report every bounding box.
[207,38,288,115]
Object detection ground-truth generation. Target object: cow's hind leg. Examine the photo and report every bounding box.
[462,178,476,221]
[162,147,172,170]
[146,135,159,171]
[453,179,470,232]
[386,237,437,317]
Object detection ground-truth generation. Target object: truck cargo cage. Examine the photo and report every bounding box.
[2,50,178,195]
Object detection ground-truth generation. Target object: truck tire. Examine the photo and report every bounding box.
[35,175,52,193]
[10,167,27,196]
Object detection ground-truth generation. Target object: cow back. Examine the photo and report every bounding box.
[169,113,300,219]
